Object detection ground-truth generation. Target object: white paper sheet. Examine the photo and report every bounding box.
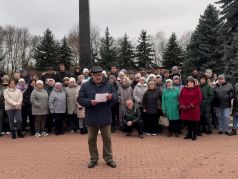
[95,93,109,103]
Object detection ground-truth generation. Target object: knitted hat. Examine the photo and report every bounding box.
[36,80,43,85]
[69,77,76,82]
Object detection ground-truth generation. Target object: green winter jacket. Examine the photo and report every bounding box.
[200,83,214,112]
[162,87,180,120]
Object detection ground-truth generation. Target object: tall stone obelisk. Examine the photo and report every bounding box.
[79,0,92,68]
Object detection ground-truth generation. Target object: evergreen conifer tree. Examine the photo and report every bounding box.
[58,37,73,70]
[34,29,60,71]
[185,5,222,73]
[217,0,238,82]
[223,33,238,85]
[136,30,154,69]
[99,27,117,70]
[163,33,185,70]
[117,34,135,70]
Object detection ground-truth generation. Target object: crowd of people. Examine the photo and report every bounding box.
[0,64,237,142]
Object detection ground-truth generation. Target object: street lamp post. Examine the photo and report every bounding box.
[79,0,92,69]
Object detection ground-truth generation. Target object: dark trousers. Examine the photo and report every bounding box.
[0,108,3,133]
[54,113,64,134]
[200,110,211,132]
[6,109,22,131]
[68,114,78,131]
[139,107,146,122]
[21,106,27,131]
[46,113,54,133]
[87,125,113,163]
[145,113,159,134]
[35,115,47,133]
[21,106,35,133]
[111,103,119,128]
[186,121,198,137]
[2,110,10,132]
[210,104,218,128]
[124,120,144,135]
[168,120,180,134]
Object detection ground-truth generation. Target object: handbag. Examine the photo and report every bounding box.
[159,115,169,127]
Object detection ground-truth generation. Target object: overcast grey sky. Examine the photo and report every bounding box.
[0,0,218,39]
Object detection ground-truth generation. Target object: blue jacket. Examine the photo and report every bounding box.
[77,78,118,127]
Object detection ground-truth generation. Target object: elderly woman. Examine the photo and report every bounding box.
[30,80,49,137]
[63,77,70,90]
[142,81,162,136]
[16,78,27,93]
[22,79,36,135]
[76,75,86,134]
[0,78,4,137]
[133,77,148,122]
[65,77,80,133]
[118,77,133,128]
[44,78,55,133]
[162,79,180,137]
[4,79,24,139]
[179,76,202,141]
[49,82,66,135]
[231,83,238,135]
[109,75,119,132]
[173,75,184,93]
[199,74,214,135]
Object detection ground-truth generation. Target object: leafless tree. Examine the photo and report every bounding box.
[151,31,167,66]
[1,25,37,74]
[179,31,193,50]
[67,23,101,66]
[67,24,80,66]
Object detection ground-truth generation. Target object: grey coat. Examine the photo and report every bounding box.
[65,85,80,114]
[49,88,66,114]
[133,83,148,108]
[118,85,133,106]
[213,82,234,108]
[30,88,49,115]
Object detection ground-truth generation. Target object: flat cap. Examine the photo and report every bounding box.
[90,66,103,73]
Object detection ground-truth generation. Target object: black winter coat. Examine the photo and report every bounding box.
[233,83,238,114]
[23,85,34,107]
[142,89,162,114]
[55,71,71,83]
[213,82,234,108]
[77,78,118,127]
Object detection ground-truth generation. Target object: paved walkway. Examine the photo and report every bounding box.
[0,131,237,179]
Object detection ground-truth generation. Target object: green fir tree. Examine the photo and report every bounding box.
[185,4,222,73]
[163,33,185,70]
[34,29,60,71]
[58,37,73,70]
[117,34,135,70]
[99,27,117,70]
[136,30,155,69]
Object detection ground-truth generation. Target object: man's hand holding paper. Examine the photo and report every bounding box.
[95,93,109,103]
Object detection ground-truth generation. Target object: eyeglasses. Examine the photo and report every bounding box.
[92,73,103,78]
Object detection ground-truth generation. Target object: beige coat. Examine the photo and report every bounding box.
[4,88,23,110]
[75,85,85,119]
[65,85,80,115]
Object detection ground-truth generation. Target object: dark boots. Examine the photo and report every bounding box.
[12,130,16,139]
[230,129,237,136]
[17,129,24,138]
[12,130,24,139]
[192,131,197,141]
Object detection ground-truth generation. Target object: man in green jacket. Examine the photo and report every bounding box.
[199,74,214,134]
